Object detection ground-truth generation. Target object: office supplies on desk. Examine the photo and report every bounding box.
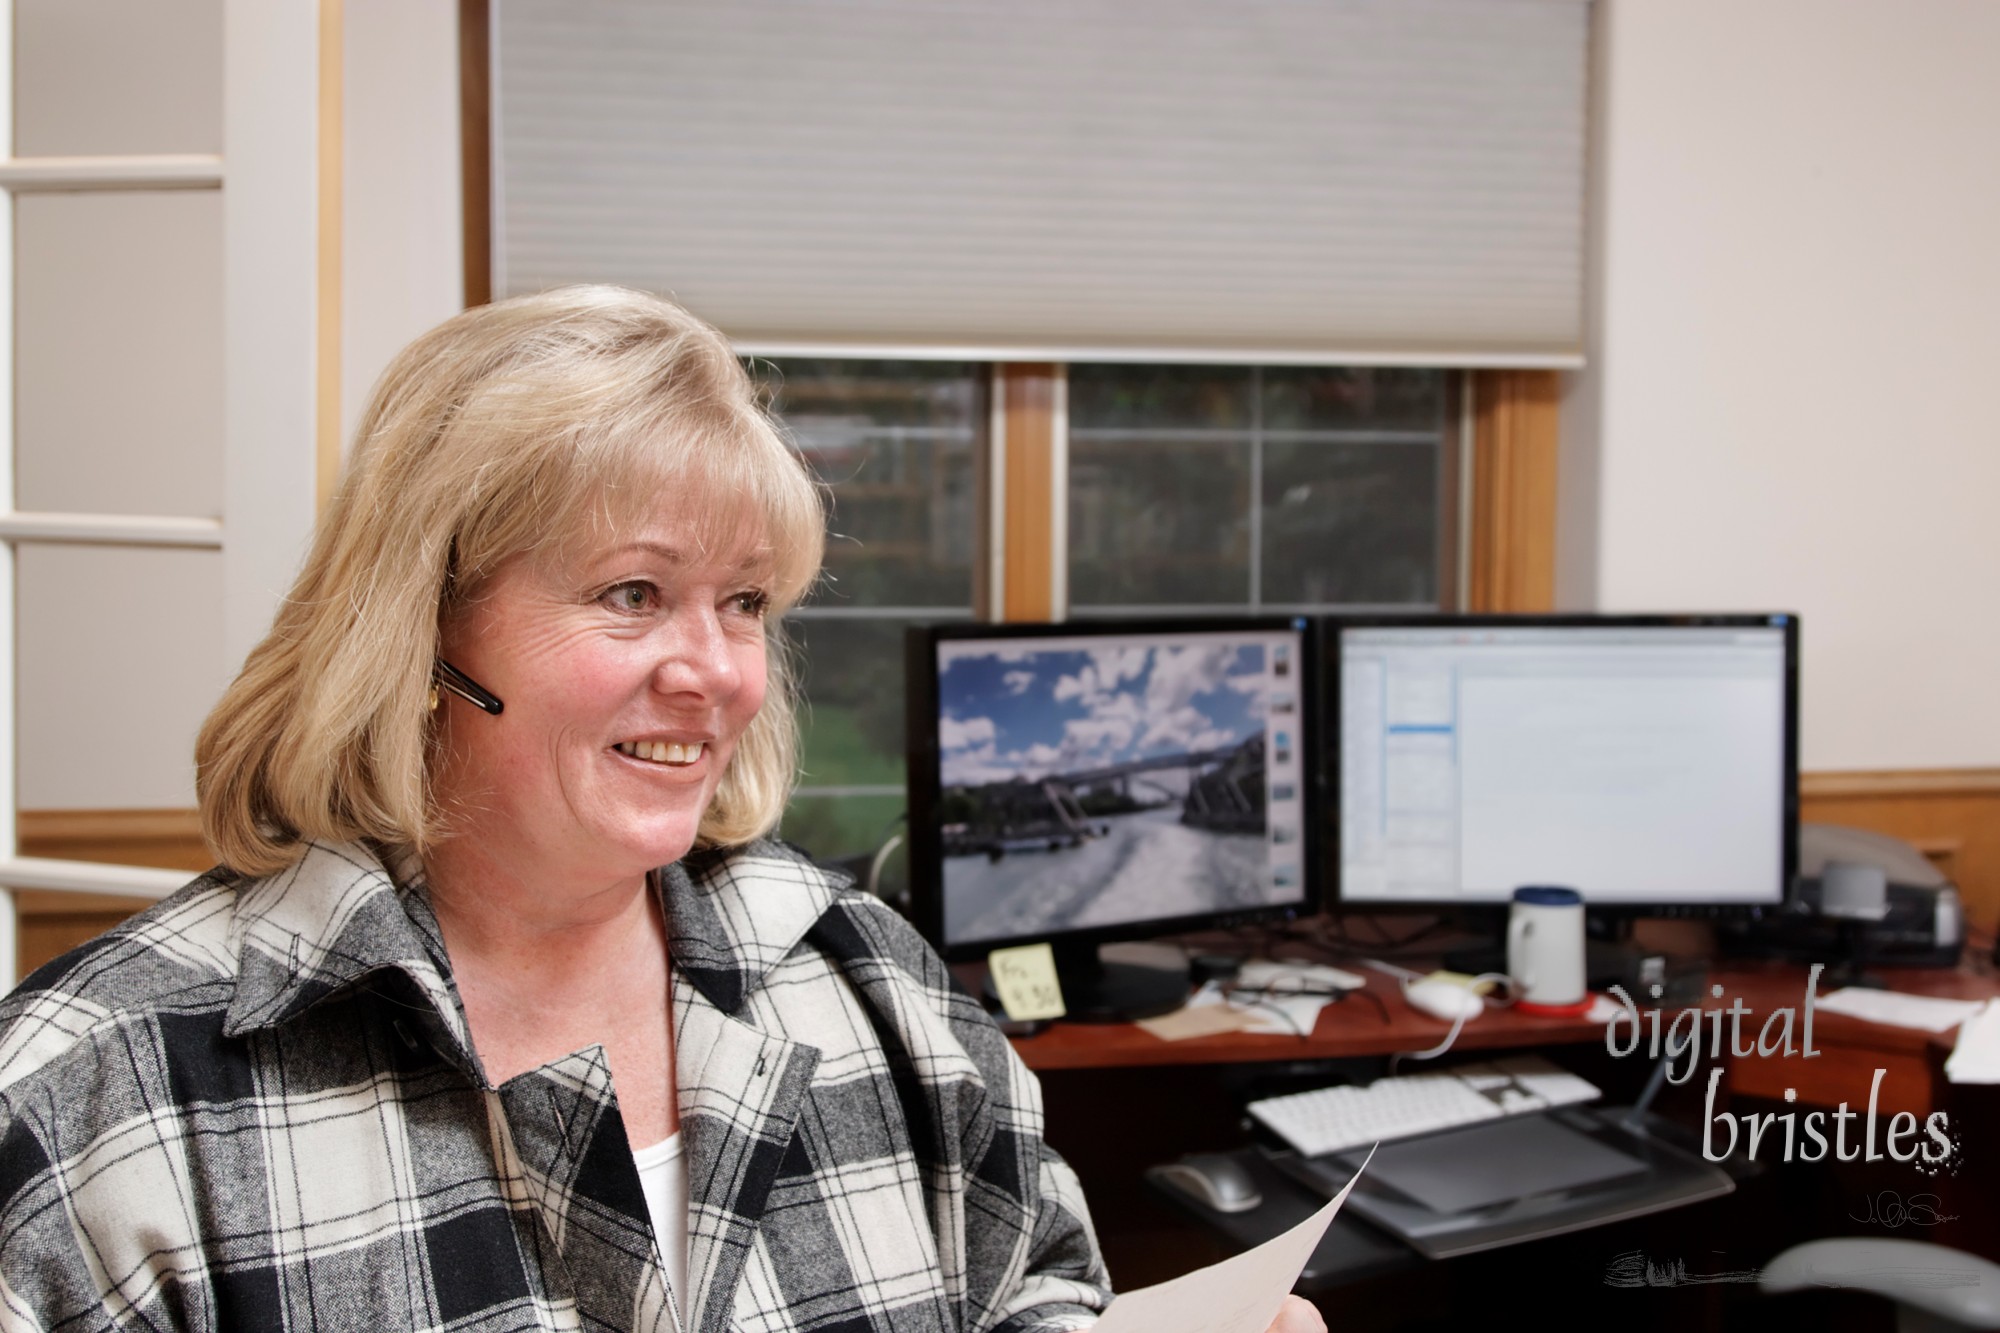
[1506,885,1587,1011]
[1816,987,1987,1033]
[1138,994,1269,1042]
[1233,958,1366,993]
[1402,976,1486,1023]
[1151,1153,1264,1212]
[1945,998,2000,1084]
[1247,1054,1600,1158]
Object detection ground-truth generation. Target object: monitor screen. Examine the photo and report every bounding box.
[905,618,1318,957]
[1333,615,1797,912]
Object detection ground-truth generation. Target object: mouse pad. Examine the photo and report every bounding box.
[1336,1115,1645,1215]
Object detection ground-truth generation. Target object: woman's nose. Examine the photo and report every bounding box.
[652,607,744,698]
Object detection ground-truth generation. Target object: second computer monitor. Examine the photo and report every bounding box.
[1333,615,1797,913]
[906,617,1318,957]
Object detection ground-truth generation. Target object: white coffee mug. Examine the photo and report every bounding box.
[1507,885,1586,1010]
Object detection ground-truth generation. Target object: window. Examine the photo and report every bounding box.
[761,360,1461,880]
[1068,365,1455,612]
[751,361,986,889]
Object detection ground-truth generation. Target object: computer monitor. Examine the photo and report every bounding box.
[1329,614,1797,918]
[905,616,1319,1018]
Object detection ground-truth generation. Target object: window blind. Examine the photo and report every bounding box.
[493,0,1589,366]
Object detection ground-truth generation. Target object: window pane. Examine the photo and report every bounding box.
[759,359,980,609]
[787,617,916,789]
[1261,366,1446,432]
[16,191,223,518]
[755,360,981,871]
[1261,441,1439,605]
[14,0,222,157]
[18,545,224,808]
[1069,437,1249,606]
[1069,364,1252,431]
[1259,366,1444,606]
[1069,363,1447,611]
[778,793,908,867]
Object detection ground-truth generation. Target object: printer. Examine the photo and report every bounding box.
[1717,823,1965,968]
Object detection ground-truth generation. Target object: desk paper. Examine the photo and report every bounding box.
[988,944,1066,1021]
[1090,1148,1369,1333]
[1142,982,1333,1041]
[1946,999,2000,1084]
[1815,987,1987,1033]
[1136,1001,1258,1042]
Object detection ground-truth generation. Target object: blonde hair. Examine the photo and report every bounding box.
[196,286,825,875]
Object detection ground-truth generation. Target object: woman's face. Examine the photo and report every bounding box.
[432,514,772,888]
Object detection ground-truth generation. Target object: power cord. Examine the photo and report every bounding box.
[1388,970,1516,1075]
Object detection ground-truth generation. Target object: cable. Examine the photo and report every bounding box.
[1390,1008,1471,1075]
[1387,970,1516,1074]
[864,833,904,900]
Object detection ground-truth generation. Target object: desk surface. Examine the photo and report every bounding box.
[1000,956,2000,1075]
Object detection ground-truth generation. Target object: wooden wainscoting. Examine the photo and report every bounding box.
[10,775,1999,977]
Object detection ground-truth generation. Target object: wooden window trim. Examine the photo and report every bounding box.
[995,364,1058,623]
[1467,368,1559,613]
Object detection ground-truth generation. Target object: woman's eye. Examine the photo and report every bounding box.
[604,582,655,612]
[732,590,771,618]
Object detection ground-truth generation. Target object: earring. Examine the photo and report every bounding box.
[428,684,440,712]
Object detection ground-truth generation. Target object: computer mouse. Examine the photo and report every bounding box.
[1153,1153,1263,1213]
[1405,978,1485,1022]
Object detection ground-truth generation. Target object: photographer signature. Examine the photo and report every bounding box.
[1851,1191,1958,1229]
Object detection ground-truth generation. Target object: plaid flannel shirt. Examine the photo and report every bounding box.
[0,840,1111,1333]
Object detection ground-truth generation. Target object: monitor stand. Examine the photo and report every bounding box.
[1049,939,1190,1023]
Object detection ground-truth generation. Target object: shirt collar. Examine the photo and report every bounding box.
[662,840,846,1015]
[221,840,465,1045]
[220,838,847,1035]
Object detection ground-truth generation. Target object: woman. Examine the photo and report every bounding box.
[0,288,1322,1333]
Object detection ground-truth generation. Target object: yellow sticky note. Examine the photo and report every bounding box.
[988,944,1067,1022]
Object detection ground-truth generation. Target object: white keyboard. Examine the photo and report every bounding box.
[1246,1054,1602,1159]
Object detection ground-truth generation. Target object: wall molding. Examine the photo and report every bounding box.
[1800,769,2000,799]
[18,807,211,872]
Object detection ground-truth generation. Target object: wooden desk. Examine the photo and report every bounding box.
[1008,951,2000,1300]
[1007,963,1598,1072]
[1004,955,2000,1118]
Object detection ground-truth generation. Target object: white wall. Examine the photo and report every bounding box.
[1558,0,2000,772]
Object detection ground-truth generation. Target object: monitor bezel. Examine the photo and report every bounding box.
[1323,611,1799,920]
[905,615,1323,961]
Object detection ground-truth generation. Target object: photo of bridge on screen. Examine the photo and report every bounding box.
[935,633,1306,946]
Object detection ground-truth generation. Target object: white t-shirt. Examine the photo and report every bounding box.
[632,1131,690,1315]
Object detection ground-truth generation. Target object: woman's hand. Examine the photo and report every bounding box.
[1264,1295,1326,1333]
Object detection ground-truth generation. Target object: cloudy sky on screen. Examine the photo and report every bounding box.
[938,642,1267,787]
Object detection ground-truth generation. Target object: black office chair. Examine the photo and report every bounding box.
[1761,1238,2000,1331]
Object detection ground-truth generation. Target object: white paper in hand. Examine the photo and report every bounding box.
[1091,1147,1372,1333]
